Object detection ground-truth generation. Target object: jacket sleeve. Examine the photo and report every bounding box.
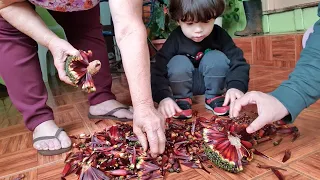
[218,27,250,93]
[151,31,179,103]
[270,18,320,123]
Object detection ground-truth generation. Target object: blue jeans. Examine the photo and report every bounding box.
[167,50,230,99]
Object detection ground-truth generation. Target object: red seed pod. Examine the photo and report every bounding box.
[65,50,101,93]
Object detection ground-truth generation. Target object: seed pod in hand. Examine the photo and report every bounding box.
[65,50,101,93]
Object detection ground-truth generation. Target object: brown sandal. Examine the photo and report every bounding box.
[33,128,72,156]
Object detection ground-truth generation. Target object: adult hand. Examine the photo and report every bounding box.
[48,37,80,85]
[133,105,166,158]
[229,91,289,133]
[223,88,244,106]
[158,98,182,118]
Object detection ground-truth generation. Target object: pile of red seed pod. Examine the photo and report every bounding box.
[61,111,299,180]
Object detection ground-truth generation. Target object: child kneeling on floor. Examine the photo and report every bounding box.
[151,0,250,119]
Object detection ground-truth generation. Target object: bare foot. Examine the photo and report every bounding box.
[33,120,71,151]
[89,99,133,119]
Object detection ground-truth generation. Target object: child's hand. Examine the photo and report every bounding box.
[158,98,182,118]
[223,88,244,106]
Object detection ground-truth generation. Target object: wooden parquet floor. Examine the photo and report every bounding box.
[1,66,320,180]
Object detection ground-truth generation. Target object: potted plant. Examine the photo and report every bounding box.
[222,0,240,29]
[148,0,178,50]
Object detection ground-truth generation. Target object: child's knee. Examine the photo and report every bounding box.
[167,55,194,75]
[200,50,230,70]
[302,25,314,48]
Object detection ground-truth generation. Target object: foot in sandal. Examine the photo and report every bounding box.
[33,120,72,156]
[88,99,133,121]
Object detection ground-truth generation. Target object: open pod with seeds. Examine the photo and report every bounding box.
[65,50,101,93]
[202,114,300,174]
[203,120,254,173]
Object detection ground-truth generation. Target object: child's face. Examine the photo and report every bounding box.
[178,18,215,42]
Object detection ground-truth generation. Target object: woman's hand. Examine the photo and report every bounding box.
[229,91,289,133]
[48,37,80,85]
[133,105,166,158]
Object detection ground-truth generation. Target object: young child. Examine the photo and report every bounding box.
[151,0,250,119]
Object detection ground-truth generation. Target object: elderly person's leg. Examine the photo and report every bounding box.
[50,5,132,120]
[0,16,71,152]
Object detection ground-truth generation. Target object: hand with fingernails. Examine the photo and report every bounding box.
[133,105,167,158]
[48,37,80,85]
[158,97,183,118]
[229,91,289,133]
[223,88,244,107]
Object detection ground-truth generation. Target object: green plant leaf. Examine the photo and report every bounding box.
[168,20,178,32]
[233,14,240,22]
[153,5,165,30]
[148,1,176,39]
[221,0,241,28]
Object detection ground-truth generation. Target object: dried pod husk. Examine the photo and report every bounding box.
[257,163,287,171]
[61,111,300,178]
[79,165,110,180]
[272,168,285,180]
[65,50,101,93]
[282,149,291,163]
[13,174,25,180]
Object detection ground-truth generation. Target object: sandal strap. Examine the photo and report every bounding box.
[54,128,64,137]
[33,128,65,144]
[105,107,129,116]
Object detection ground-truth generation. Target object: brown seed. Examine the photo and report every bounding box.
[282,149,291,163]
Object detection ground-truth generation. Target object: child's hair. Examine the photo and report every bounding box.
[169,0,225,23]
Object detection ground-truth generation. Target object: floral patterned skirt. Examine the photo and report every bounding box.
[29,0,99,12]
